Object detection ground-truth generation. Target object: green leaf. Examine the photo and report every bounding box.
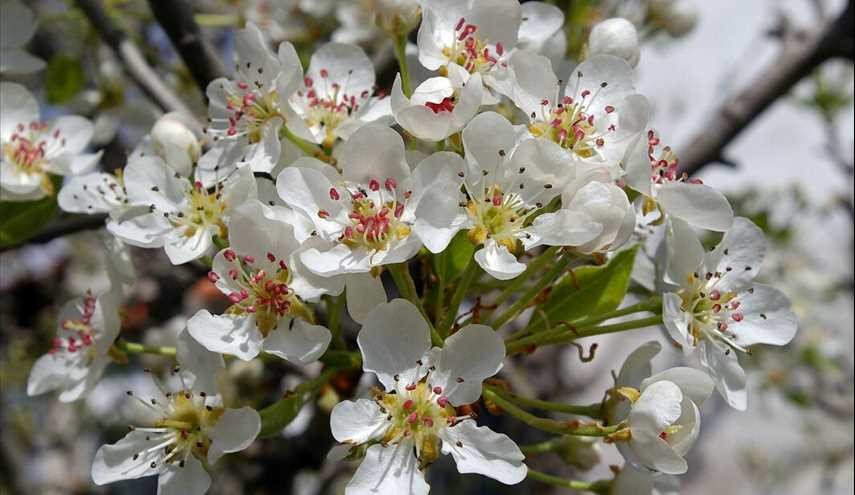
[258,370,334,438]
[45,55,85,105]
[529,247,638,333]
[433,231,475,281]
[0,181,60,248]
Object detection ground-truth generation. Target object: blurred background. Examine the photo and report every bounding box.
[0,0,852,494]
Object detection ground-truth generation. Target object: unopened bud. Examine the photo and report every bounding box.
[150,112,202,177]
[375,0,421,37]
[588,18,640,68]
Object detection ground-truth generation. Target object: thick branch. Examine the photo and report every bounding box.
[146,0,226,93]
[678,1,854,176]
[74,0,193,116]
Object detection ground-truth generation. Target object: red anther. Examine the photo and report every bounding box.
[244,255,255,264]
[688,178,703,184]
[320,69,329,78]
[228,293,242,303]
[405,383,417,391]
[432,386,442,395]
[557,128,568,143]
[730,301,740,310]
[574,127,586,142]
[278,260,288,271]
[227,127,238,136]
[194,180,203,189]
[492,193,502,206]
[384,178,397,191]
[237,82,249,90]
[81,333,93,346]
[403,399,414,410]
[732,313,744,322]
[712,304,722,312]
[228,268,239,280]
[343,226,354,238]
[605,105,615,113]
[267,252,276,262]
[659,431,668,440]
[394,203,405,218]
[455,17,465,31]
[181,430,189,439]
[587,114,595,125]
[329,187,340,200]
[369,179,380,191]
[423,417,434,427]
[208,271,220,283]
[318,210,330,219]
[709,290,721,301]
[406,412,419,423]
[304,76,313,87]
[223,249,237,261]
[540,98,549,106]
[717,322,728,332]
[437,396,449,407]
[245,305,257,313]
[581,89,591,98]
[496,42,504,56]
[595,138,605,147]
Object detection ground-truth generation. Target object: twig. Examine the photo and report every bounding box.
[146,0,226,93]
[74,0,194,116]
[677,0,854,176]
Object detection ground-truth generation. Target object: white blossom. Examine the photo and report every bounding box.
[0,0,44,74]
[330,299,526,494]
[661,217,798,409]
[1,83,101,201]
[588,18,641,68]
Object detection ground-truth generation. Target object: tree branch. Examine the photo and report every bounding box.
[677,0,854,176]
[146,0,226,93]
[73,0,194,116]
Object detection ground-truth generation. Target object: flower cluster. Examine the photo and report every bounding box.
[16,2,799,494]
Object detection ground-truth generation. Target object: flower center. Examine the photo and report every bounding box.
[213,249,310,335]
[295,71,371,147]
[223,82,280,143]
[378,381,456,468]
[645,130,703,185]
[465,185,535,251]
[679,271,746,353]
[321,178,412,252]
[50,291,98,358]
[127,387,224,470]
[165,181,228,239]
[441,18,504,75]
[528,94,616,159]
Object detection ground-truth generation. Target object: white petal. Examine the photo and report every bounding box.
[440,419,527,485]
[643,367,714,405]
[462,111,517,186]
[123,155,186,211]
[346,442,429,495]
[0,1,36,47]
[306,42,374,102]
[527,210,602,249]
[27,353,74,397]
[730,284,797,347]
[662,292,692,349]
[474,240,526,281]
[49,115,94,154]
[176,329,224,395]
[338,124,410,185]
[0,82,38,141]
[228,199,302,263]
[263,318,332,364]
[58,172,125,215]
[616,340,661,389]
[429,324,504,406]
[699,341,747,410]
[345,272,387,324]
[91,430,164,485]
[704,217,766,292]
[656,182,733,232]
[186,310,263,361]
[207,407,261,464]
[164,228,213,265]
[330,398,387,444]
[627,432,688,475]
[276,164,346,236]
[665,217,704,287]
[357,299,431,390]
[496,51,558,117]
[630,381,682,437]
[518,2,564,50]
[157,455,211,495]
[0,48,45,74]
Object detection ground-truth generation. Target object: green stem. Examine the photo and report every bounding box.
[280,125,327,159]
[437,258,479,338]
[508,296,661,342]
[486,247,560,319]
[520,438,566,456]
[326,294,346,349]
[483,388,623,436]
[491,251,573,329]
[389,263,442,345]
[393,34,412,96]
[506,315,663,354]
[487,385,601,418]
[259,368,337,437]
[114,339,176,357]
[527,469,611,494]
[320,350,362,369]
